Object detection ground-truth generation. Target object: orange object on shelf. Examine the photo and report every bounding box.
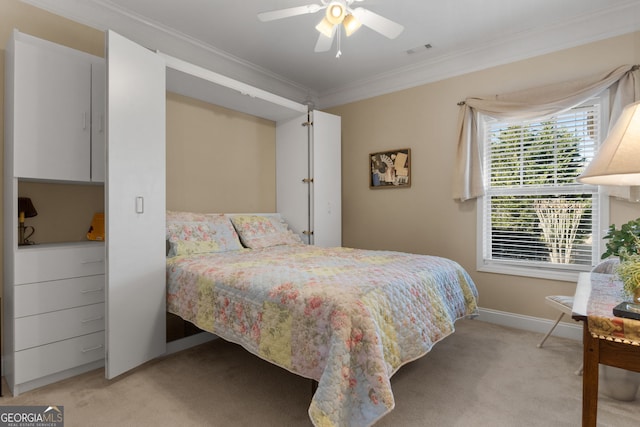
[87,212,105,241]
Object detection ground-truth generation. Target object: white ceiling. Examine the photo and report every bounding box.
[23,0,640,108]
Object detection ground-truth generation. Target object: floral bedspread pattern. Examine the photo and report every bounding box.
[167,245,479,427]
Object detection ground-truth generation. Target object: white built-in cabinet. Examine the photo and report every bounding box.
[11,31,104,183]
[4,27,339,396]
[3,30,107,395]
[11,244,106,387]
[276,111,342,247]
[4,29,168,395]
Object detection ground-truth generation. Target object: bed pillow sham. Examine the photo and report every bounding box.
[228,214,303,249]
[166,211,244,257]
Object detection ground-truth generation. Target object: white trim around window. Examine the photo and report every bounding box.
[476,93,610,282]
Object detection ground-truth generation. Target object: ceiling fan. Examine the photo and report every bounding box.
[258,0,404,56]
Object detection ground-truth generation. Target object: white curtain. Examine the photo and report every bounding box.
[453,65,640,202]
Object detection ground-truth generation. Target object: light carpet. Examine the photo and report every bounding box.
[1,319,638,426]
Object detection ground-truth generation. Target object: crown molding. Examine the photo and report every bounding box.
[316,1,640,108]
[20,0,640,111]
[20,0,313,105]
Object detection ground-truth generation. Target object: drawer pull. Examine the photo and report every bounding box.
[81,259,104,265]
[80,287,104,294]
[81,344,104,353]
[81,315,104,324]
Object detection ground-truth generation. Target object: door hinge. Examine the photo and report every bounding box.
[302,121,313,127]
[302,230,314,236]
[302,178,314,183]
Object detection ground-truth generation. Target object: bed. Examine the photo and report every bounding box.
[165,211,479,427]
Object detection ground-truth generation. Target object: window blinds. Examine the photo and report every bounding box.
[482,102,601,268]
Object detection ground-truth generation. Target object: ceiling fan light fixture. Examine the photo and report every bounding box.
[326,1,346,25]
[258,1,405,56]
[343,14,362,36]
[315,17,335,38]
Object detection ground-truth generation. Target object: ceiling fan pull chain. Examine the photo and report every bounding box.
[336,26,342,58]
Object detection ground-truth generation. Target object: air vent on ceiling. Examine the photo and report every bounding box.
[406,44,433,55]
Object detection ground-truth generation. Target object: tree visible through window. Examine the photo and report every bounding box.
[479,96,607,277]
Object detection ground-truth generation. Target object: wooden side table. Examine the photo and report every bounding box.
[572,272,640,427]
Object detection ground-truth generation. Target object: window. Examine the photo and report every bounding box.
[477,94,609,281]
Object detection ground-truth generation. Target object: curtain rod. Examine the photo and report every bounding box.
[456,64,640,106]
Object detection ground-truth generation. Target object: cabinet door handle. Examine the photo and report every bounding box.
[136,196,144,214]
[81,315,104,324]
[80,287,104,294]
[81,344,104,353]
[81,259,104,265]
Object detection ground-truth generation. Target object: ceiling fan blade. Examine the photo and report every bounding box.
[258,4,323,22]
[351,7,404,39]
[314,27,336,52]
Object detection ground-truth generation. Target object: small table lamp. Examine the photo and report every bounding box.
[18,197,38,245]
[578,100,640,199]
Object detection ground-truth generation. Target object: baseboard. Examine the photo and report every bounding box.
[476,307,582,341]
[165,332,217,355]
[9,359,105,397]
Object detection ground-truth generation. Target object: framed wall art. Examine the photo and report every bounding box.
[370,148,411,189]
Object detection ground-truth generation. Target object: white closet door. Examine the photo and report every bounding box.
[311,111,342,247]
[105,30,166,379]
[276,114,311,243]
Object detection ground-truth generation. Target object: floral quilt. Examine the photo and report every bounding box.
[166,245,479,427]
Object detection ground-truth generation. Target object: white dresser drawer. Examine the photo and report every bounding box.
[15,303,105,351]
[14,331,105,384]
[15,275,104,317]
[15,243,104,285]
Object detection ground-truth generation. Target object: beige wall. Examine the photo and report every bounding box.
[166,92,276,213]
[17,181,104,243]
[0,1,104,58]
[327,32,640,320]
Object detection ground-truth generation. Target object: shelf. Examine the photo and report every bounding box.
[16,240,104,252]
